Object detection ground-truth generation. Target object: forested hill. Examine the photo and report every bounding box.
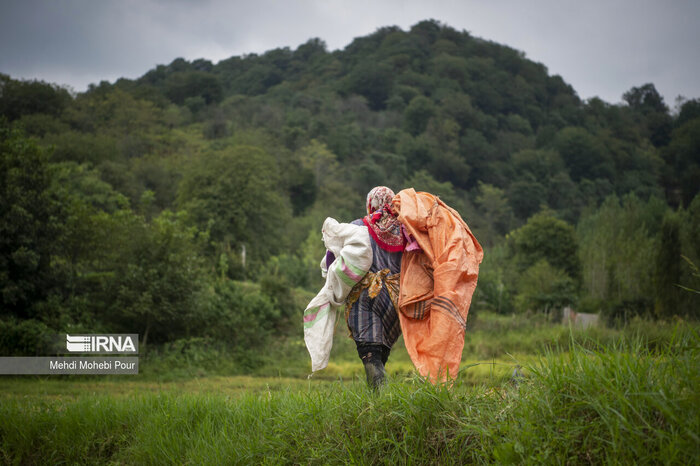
[1,20,698,351]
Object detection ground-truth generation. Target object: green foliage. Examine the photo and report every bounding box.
[177,145,292,269]
[402,95,435,135]
[471,245,514,314]
[0,317,54,356]
[0,123,64,317]
[602,298,654,325]
[575,194,699,322]
[257,254,319,332]
[65,87,161,136]
[677,256,700,295]
[44,130,120,164]
[515,259,578,314]
[200,280,279,351]
[106,210,207,346]
[403,170,464,213]
[664,117,700,206]
[51,162,127,212]
[623,83,672,146]
[676,98,700,126]
[507,333,699,464]
[508,179,547,220]
[683,194,700,260]
[623,83,668,114]
[0,74,72,121]
[508,213,581,285]
[654,211,682,319]
[164,70,223,105]
[1,18,699,361]
[342,62,393,111]
[474,181,513,241]
[552,126,614,182]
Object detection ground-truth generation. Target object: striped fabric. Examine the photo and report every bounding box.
[335,256,365,287]
[347,279,402,348]
[431,296,466,330]
[346,219,403,349]
[303,303,331,329]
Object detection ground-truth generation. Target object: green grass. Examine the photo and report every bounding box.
[1,313,698,464]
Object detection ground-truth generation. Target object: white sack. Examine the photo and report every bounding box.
[303,218,372,372]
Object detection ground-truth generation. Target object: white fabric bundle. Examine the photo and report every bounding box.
[303,218,373,372]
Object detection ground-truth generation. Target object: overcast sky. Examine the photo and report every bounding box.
[1,0,698,107]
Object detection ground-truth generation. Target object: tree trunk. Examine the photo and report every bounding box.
[141,320,151,353]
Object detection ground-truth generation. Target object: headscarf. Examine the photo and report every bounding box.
[362,186,405,252]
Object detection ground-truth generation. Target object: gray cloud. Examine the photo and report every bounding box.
[1,0,698,105]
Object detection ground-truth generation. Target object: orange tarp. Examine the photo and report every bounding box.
[392,189,483,382]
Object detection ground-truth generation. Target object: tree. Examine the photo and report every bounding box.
[49,162,128,296]
[164,71,223,105]
[0,74,71,121]
[552,127,614,182]
[654,212,681,319]
[510,149,565,181]
[576,194,666,318]
[508,213,581,286]
[676,98,700,127]
[508,180,547,220]
[200,279,279,351]
[231,64,283,96]
[107,211,206,347]
[403,96,435,135]
[0,123,64,318]
[515,259,577,316]
[177,146,292,269]
[433,54,469,84]
[294,38,327,62]
[664,118,700,206]
[404,169,466,214]
[472,181,511,239]
[623,83,668,114]
[343,62,393,111]
[622,83,672,147]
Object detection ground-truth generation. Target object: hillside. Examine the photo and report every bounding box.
[1,20,698,355]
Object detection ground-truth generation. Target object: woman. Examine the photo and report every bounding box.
[345,186,405,388]
[305,186,481,385]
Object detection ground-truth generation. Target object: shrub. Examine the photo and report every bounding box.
[201,280,280,351]
[0,318,54,356]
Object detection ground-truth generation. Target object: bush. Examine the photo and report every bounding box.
[602,298,654,327]
[201,280,280,351]
[0,318,54,356]
[514,260,577,316]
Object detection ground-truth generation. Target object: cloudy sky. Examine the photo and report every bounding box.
[1,0,698,106]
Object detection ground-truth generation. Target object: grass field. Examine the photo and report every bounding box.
[1,312,698,464]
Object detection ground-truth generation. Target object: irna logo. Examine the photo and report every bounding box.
[66,334,138,353]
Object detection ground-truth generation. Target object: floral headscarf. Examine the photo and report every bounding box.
[362,186,405,252]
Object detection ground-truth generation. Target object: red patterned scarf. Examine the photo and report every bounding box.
[363,186,405,252]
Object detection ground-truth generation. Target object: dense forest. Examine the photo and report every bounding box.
[1,20,698,358]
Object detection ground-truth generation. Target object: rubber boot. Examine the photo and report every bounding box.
[363,358,387,389]
[357,343,390,389]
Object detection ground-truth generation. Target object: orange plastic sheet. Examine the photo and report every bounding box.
[392,189,483,383]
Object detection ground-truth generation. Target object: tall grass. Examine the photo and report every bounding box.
[135,312,689,382]
[491,329,700,464]
[1,325,698,464]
